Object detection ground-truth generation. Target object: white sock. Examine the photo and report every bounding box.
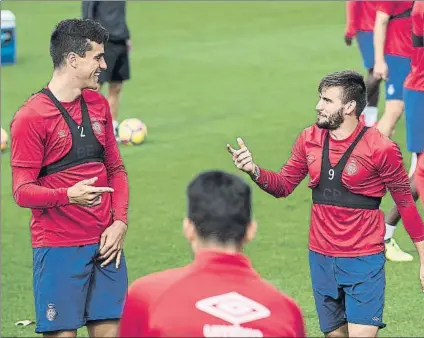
[112,120,119,135]
[384,223,396,241]
[409,152,418,178]
[363,106,378,127]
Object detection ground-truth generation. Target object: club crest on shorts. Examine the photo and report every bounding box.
[92,121,102,135]
[46,304,57,321]
[345,160,358,176]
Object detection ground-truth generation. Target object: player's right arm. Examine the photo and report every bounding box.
[345,1,359,45]
[11,105,112,209]
[228,130,308,198]
[373,2,392,80]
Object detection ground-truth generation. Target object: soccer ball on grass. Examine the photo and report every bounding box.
[118,118,148,145]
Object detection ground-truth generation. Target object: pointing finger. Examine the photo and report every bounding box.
[226,144,235,154]
[79,177,98,186]
[86,186,114,194]
[237,137,246,148]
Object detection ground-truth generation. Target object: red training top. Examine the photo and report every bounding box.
[377,1,414,58]
[10,89,129,248]
[255,123,424,257]
[345,1,380,37]
[404,2,424,91]
[118,250,306,338]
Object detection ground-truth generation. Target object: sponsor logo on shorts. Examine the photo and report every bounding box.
[46,304,57,321]
[195,292,270,337]
[387,84,395,96]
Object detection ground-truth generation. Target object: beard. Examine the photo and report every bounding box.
[316,107,345,130]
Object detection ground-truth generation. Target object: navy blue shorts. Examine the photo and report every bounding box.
[384,54,411,101]
[404,88,424,153]
[309,250,386,334]
[356,31,374,70]
[33,244,128,333]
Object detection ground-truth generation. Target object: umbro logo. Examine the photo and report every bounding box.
[196,291,270,324]
[196,292,270,337]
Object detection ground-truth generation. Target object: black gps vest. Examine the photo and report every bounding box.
[38,88,105,178]
[311,127,382,210]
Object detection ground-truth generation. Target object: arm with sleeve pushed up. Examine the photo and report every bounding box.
[376,141,424,243]
[253,130,309,198]
[374,3,393,64]
[11,106,70,209]
[102,98,129,225]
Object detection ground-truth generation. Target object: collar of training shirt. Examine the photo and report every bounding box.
[192,249,259,276]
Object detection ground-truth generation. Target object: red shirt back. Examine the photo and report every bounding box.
[10,89,127,248]
[378,1,414,58]
[345,1,380,37]
[404,2,424,91]
[118,250,306,338]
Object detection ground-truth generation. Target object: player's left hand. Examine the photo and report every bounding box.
[344,35,353,46]
[98,220,128,268]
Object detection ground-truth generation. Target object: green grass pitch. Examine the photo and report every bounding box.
[1,1,423,337]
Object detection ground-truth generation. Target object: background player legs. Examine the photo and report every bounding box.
[362,69,381,127]
[348,323,378,338]
[97,82,122,136]
[325,324,348,338]
[43,330,77,338]
[376,100,403,138]
[384,153,420,262]
[87,320,119,338]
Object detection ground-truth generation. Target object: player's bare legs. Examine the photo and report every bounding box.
[348,323,378,337]
[325,324,348,337]
[87,319,119,337]
[107,82,122,122]
[43,330,77,338]
[361,69,381,127]
[96,82,122,138]
[376,100,403,138]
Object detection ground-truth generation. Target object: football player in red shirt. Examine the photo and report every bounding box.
[373,1,413,137]
[228,70,424,337]
[344,1,381,127]
[378,2,423,262]
[10,19,129,337]
[118,170,306,338]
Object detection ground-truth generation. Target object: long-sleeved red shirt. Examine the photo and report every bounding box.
[377,1,414,58]
[404,2,424,91]
[10,88,129,248]
[254,123,424,257]
[118,250,306,337]
[415,154,424,210]
[345,1,380,37]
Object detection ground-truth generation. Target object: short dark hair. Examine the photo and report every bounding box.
[187,170,252,245]
[50,19,109,69]
[318,70,367,117]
